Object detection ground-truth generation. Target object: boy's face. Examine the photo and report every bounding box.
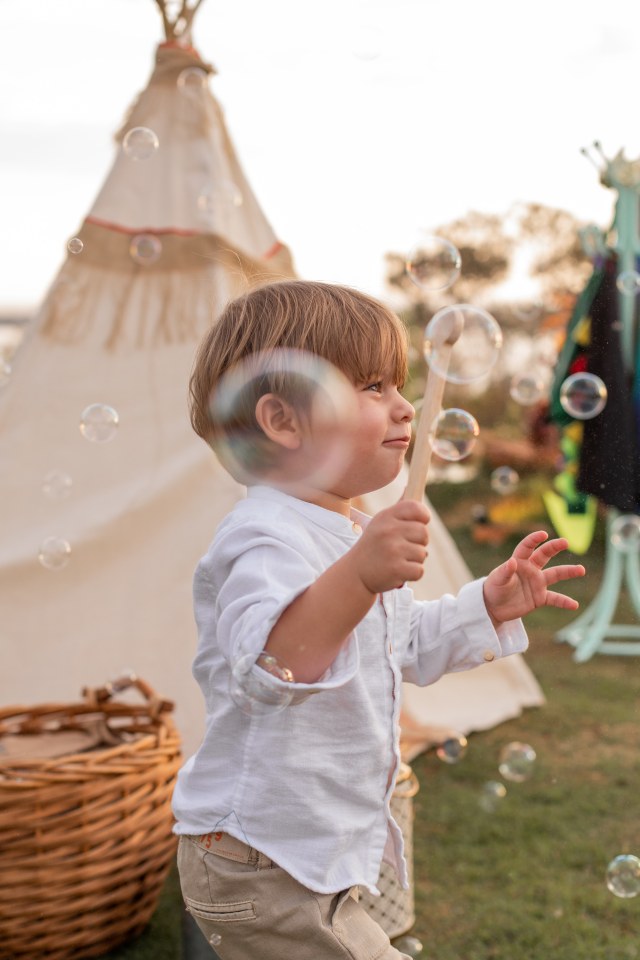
[328,372,415,499]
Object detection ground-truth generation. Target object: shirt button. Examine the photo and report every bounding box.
[352,522,363,535]
[483,649,495,662]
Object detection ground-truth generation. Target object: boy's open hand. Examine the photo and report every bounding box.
[483,530,586,627]
[353,500,430,595]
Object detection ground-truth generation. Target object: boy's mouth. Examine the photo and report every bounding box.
[383,435,411,448]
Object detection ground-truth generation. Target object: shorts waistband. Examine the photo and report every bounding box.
[188,831,274,869]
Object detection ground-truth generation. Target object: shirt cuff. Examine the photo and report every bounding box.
[457,578,529,662]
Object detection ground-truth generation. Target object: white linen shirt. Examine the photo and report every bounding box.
[172,485,528,895]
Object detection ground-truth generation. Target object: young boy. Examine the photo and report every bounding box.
[172,280,584,960]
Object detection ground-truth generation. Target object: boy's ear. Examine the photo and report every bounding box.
[255,393,302,450]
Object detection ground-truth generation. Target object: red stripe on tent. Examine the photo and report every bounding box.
[85,217,203,238]
[263,242,284,260]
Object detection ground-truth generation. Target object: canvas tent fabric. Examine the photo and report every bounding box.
[0,37,543,758]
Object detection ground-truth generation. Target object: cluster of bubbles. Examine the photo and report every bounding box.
[37,404,120,570]
[229,651,295,716]
[433,735,537,814]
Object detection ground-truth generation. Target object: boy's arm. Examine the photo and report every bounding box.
[266,499,430,683]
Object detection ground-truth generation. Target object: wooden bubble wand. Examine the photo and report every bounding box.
[404,309,464,501]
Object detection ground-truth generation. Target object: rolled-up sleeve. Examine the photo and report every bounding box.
[200,523,360,702]
[400,578,529,687]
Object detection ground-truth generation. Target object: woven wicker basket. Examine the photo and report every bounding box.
[359,761,420,939]
[0,675,182,960]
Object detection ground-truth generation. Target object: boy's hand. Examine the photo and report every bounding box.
[352,500,430,594]
[483,530,585,627]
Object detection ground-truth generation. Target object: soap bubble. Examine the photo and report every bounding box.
[122,126,159,160]
[606,855,640,898]
[229,652,294,717]
[129,234,162,265]
[429,408,479,462]
[38,536,71,570]
[407,236,461,291]
[610,515,640,553]
[79,403,119,443]
[392,935,423,957]
[509,372,546,406]
[478,780,507,812]
[423,305,502,384]
[559,372,607,420]
[490,466,519,496]
[436,734,468,764]
[67,237,83,255]
[42,470,73,500]
[208,348,358,492]
[616,271,640,296]
[498,741,536,782]
[197,179,244,220]
[208,932,222,947]
[177,66,208,92]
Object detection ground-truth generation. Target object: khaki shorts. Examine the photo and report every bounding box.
[177,833,412,960]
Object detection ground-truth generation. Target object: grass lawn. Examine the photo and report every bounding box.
[107,479,640,959]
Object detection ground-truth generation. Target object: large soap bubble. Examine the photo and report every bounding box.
[559,372,607,420]
[208,349,358,492]
[423,305,502,384]
[406,235,461,291]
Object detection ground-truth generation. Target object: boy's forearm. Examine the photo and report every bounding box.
[265,551,377,683]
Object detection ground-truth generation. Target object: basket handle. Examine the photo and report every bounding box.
[82,673,174,718]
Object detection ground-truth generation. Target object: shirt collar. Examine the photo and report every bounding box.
[247,485,370,537]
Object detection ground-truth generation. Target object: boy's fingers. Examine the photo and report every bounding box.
[544,564,586,586]
[545,590,580,610]
[512,530,549,561]
[532,537,571,567]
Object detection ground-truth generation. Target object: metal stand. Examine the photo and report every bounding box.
[556,509,640,661]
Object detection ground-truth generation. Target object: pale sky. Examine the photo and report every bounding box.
[2,0,639,311]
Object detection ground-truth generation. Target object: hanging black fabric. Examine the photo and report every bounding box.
[577,256,640,512]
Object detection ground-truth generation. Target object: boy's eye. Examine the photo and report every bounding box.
[365,381,383,393]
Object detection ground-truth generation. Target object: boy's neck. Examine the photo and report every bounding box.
[259,481,353,518]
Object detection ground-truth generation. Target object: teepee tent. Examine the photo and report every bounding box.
[0,2,542,756]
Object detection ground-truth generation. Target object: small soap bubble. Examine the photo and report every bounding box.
[229,652,294,717]
[209,348,358,492]
[490,466,519,496]
[38,536,71,570]
[407,235,461,291]
[42,470,73,500]
[122,126,159,160]
[513,300,544,323]
[616,271,640,296]
[498,741,536,782]
[509,372,546,406]
[606,855,640,898]
[209,932,222,947]
[0,359,12,387]
[177,66,208,92]
[559,372,607,420]
[423,305,502,384]
[79,403,119,443]
[610,515,640,554]
[196,179,243,218]
[392,935,423,957]
[436,734,468,764]
[478,780,507,812]
[129,234,162,266]
[429,408,479,462]
[67,237,83,255]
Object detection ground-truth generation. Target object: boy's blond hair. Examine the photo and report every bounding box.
[189,280,408,452]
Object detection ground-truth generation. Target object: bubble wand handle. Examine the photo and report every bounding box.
[404,310,464,501]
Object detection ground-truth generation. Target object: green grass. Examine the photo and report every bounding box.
[108,485,640,959]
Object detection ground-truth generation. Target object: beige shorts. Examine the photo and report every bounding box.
[177,832,412,960]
